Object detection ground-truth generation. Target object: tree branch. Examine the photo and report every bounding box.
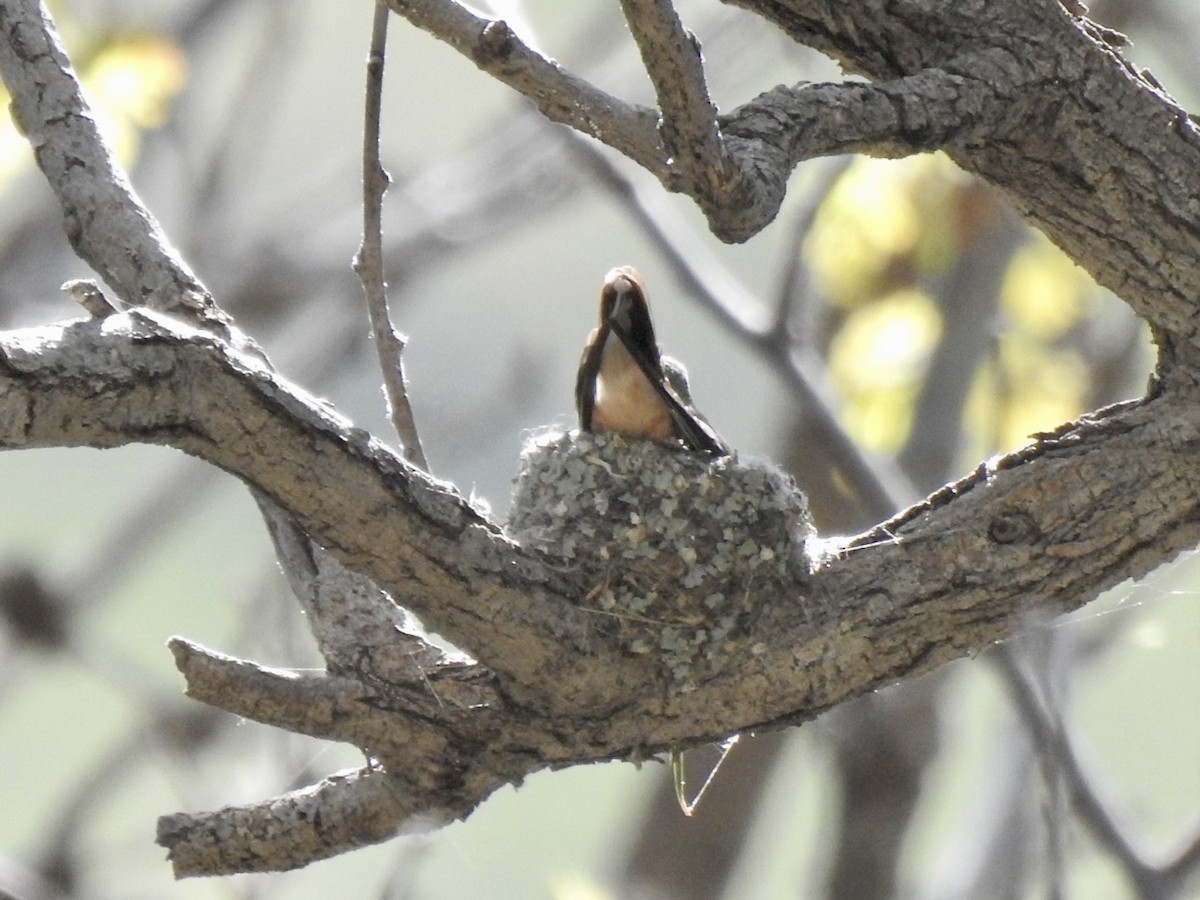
[997,649,1199,899]
[719,0,1200,350]
[156,766,427,877]
[383,0,1004,241]
[385,0,1200,351]
[353,4,429,470]
[5,0,1200,880]
[383,0,665,174]
[166,639,383,746]
[617,0,763,229]
[619,0,726,183]
[0,311,609,712]
[3,312,1200,874]
[719,70,995,167]
[0,0,238,339]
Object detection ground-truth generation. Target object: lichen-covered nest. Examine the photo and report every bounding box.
[508,430,814,689]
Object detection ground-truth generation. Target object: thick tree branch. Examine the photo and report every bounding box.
[382,0,1003,241]
[3,314,1200,874]
[5,0,1200,880]
[166,639,384,746]
[0,311,609,712]
[719,70,994,167]
[619,0,727,187]
[256,502,452,675]
[386,0,1200,347]
[617,0,772,234]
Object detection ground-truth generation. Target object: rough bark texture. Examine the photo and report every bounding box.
[2,0,1199,878]
[721,0,1200,353]
[2,311,1198,875]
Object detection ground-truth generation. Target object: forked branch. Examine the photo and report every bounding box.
[5,0,1200,880]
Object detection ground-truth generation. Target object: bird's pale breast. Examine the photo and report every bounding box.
[591,334,675,440]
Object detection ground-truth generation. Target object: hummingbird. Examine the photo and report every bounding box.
[576,266,727,457]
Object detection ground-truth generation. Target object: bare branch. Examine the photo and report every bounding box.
[166,638,382,745]
[383,0,1200,360]
[719,0,1200,349]
[353,4,429,470]
[379,0,1003,240]
[0,293,1196,875]
[618,0,736,193]
[5,0,1200,880]
[719,71,994,167]
[0,0,237,338]
[0,311,613,712]
[157,766,427,877]
[382,0,665,174]
[5,308,1200,875]
[257,501,447,673]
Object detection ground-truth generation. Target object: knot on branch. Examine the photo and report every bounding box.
[508,430,814,690]
[707,137,790,242]
[988,509,1041,545]
[473,19,516,67]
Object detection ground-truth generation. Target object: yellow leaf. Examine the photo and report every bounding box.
[81,34,187,164]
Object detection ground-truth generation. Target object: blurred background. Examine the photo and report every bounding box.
[0,0,1197,897]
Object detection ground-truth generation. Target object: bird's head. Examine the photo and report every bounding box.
[599,266,659,360]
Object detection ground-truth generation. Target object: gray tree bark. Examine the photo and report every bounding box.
[2,0,1198,880]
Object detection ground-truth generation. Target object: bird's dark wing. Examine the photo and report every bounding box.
[607,318,729,457]
[575,323,607,431]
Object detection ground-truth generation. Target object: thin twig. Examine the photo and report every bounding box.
[381,0,664,175]
[353,3,429,471]
[995,647,1192,900]
[379,0,997,242]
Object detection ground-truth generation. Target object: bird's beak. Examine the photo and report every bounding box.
[606,287,633,330]
[601,268,643,332]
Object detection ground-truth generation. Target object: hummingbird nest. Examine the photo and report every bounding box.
[508,430,814,690]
